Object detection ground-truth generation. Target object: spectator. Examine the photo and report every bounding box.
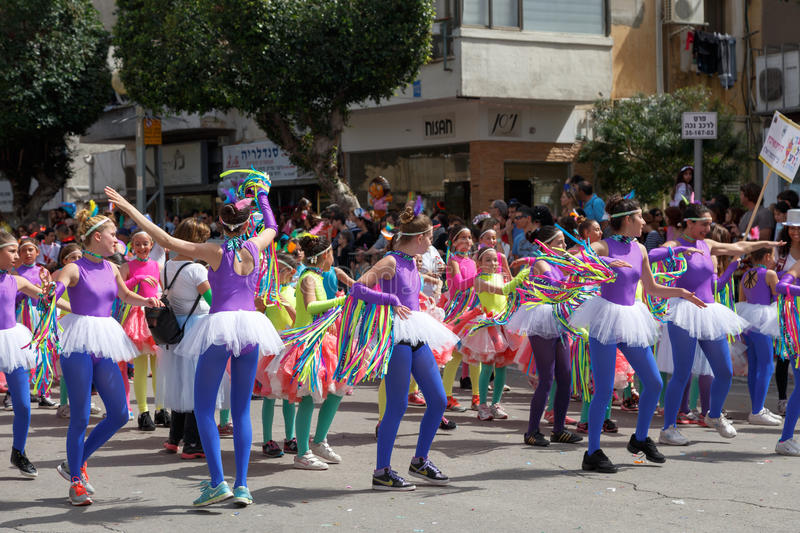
[560,185,582,217]
[724,206,745,240]
[642,212,664,251]
[778,189,800,209]
[331,212,354,265]
[575,181,605,223]
[648,208,664,229]
[774,200,791,240]
[705,194,730,223]
[738,182,774,240]
[37,227,60,271]
[350,209,378,251]
[512,206,538,259]
[670,166,695,207]
[488,199,508,221]
[352,248,370,279]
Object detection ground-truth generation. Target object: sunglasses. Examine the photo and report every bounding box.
[514,215,528,220]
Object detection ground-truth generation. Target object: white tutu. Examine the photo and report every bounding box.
[667,298,747,340]
[173,310,283,360]
[0,324,36,373]
[655,323,714,376]
[155,314,223,412]
[569,296,659,348]
[60,314,139,363]
[736,302,780,338]
[506,303,560,339]
[393,311,459,353]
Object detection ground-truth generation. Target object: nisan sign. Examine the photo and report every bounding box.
[424,114,455,139]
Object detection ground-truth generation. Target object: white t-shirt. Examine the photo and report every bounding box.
[420,245,445,275]
[162,260,210,315]
[38,242,61,265]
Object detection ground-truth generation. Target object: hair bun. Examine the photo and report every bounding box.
[398,207,415,225]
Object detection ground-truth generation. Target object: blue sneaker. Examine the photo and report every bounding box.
[193,480,233,507]
[232,485,253,507]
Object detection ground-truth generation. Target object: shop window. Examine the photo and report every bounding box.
[504,162,570,214]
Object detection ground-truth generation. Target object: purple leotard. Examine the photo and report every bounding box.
[15,263,40,305]
[208,241,259,313]
[742,267,773,305]
[675,238,714,303]
[380,253,420,311]
[600,238,642,306]
[68,258,118,317]
[0,274,17,330]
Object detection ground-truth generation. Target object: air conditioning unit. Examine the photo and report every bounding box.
[664,0,704,25]
[755,51,800,113]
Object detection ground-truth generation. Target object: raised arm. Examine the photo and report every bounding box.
[706,238,784,257]
[247,188,277,252]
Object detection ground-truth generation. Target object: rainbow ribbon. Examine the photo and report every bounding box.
[645,253,688,322]
[442,287,478,326]
[463,287,522,338]
[335,297,394,384]
[279,306,343,393]
[778,294,800,365]
[24,296,60,395]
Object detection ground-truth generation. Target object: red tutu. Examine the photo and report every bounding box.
[460,324,523,368]
[261,330,345,403]
[122,307,157,353]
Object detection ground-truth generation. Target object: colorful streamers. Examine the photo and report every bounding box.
[442,287,478,326]
[335,297,394,384]
[280,307,342,394]
[25,296,60,395]
[645,252,688,322]
[778,294,800,363]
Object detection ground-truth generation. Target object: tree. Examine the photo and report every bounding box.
[578,86,749,205]
[0,0,111,224]
[114,0,434,210]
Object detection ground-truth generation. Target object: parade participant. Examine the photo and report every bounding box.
[570,195,705,473]
[658,204,778,445]
[0,232,59,477]
[508,226,582,446]
[737,248,782,426]
[775,263,800,455]
[350,206,458,491]
[54,243,83,419]
[775,209,800,415]
[105,184,282,508]
[461,246,528,421]
[157,218,213,460]
[53,206,162,506]
[477,218,512,280]
[118,230,167,431]
[441,224,480,412]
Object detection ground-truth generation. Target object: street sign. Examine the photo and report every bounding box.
[143,118,162,145]
[682,112,717,139]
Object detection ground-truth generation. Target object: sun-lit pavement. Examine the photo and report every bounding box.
[0,370,797,533]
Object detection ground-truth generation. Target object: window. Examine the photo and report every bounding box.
[460,0,605,34]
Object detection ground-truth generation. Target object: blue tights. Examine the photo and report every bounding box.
[663,323,732,428]
[377,342,446,470]
[745,331,774,415]
[6,367,31,452]
[194,343,259,488]
[780,362,800,442]
[61,353,129,477]
[587,337,662,454]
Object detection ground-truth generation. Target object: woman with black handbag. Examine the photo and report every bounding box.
[156,218,214,460]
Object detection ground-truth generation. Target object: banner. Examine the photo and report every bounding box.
[759,111,800,183]
[222,140,298,183]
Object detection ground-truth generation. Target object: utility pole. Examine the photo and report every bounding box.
[135,105,146,212]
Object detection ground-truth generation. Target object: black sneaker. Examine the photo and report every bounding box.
[523,431,550,447]
[138,411,156,431]
[373,468,416,491]
[627,435,666,464]
[283,438,298,454]
[38,395,57,408]
[409,458,450,486]
[439,416,457,430]
[551,430,583,444]
[2,393,11,411]
[10,448,37,477]
[262,440,284,458]
[180,443,205,460]
[582,449,619,473]
[602,418,618,433]
[154,409,171,428]
[459,376,472,390]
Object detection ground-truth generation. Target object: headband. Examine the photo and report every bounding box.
[479,228,496,240]
[82,216,110,240]
[543,231,562,244]
[307,245,331,264]
[219,217,248,231]
[452,227,471,240]
[398,229,430,237]
[477,246,497,259]
[0,242,17,249]
[132,230,150,238]
[684,217,712,222]
[18,241,38,249]
[609,209,641,219]
[277,259,294,269]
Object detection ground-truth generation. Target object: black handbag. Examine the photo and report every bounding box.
[145,261,202,346]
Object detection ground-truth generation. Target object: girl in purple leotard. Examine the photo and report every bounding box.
[772,258,800,455]
[569,196,705,473]
[106,184,282,508]
[351,206,458,491]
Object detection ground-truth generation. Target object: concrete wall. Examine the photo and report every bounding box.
[610,0,658,98]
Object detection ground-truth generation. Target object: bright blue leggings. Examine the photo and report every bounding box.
[587,337,662,454]
[6,367,31,452]
[194,343,259,488]
[780,362,800,442]
[745,331,775,415]
[663,323,732,428]
[377,342,446,470]
[61,353,129,477]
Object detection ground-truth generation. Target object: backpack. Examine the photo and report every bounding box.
[145,261,202,346]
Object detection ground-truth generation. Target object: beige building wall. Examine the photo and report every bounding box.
[610,0,658,99]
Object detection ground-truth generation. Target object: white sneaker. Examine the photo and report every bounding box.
[777,399,788,416]
[659,427,690,446]
[477,404,493,421]
[90,403,101,415]
[310,440,341,464]
[293,450,328,470]
[56,405,70,419]
[775,438,800,456]
[763,408,783,423]
[705,414,737,438]
[490,404,508,420]
[749,408,781,426]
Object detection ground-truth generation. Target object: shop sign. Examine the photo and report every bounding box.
[222,140,298,182]
[489,108,522,137]
[424,113,455,139]
[143,118,162,145]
